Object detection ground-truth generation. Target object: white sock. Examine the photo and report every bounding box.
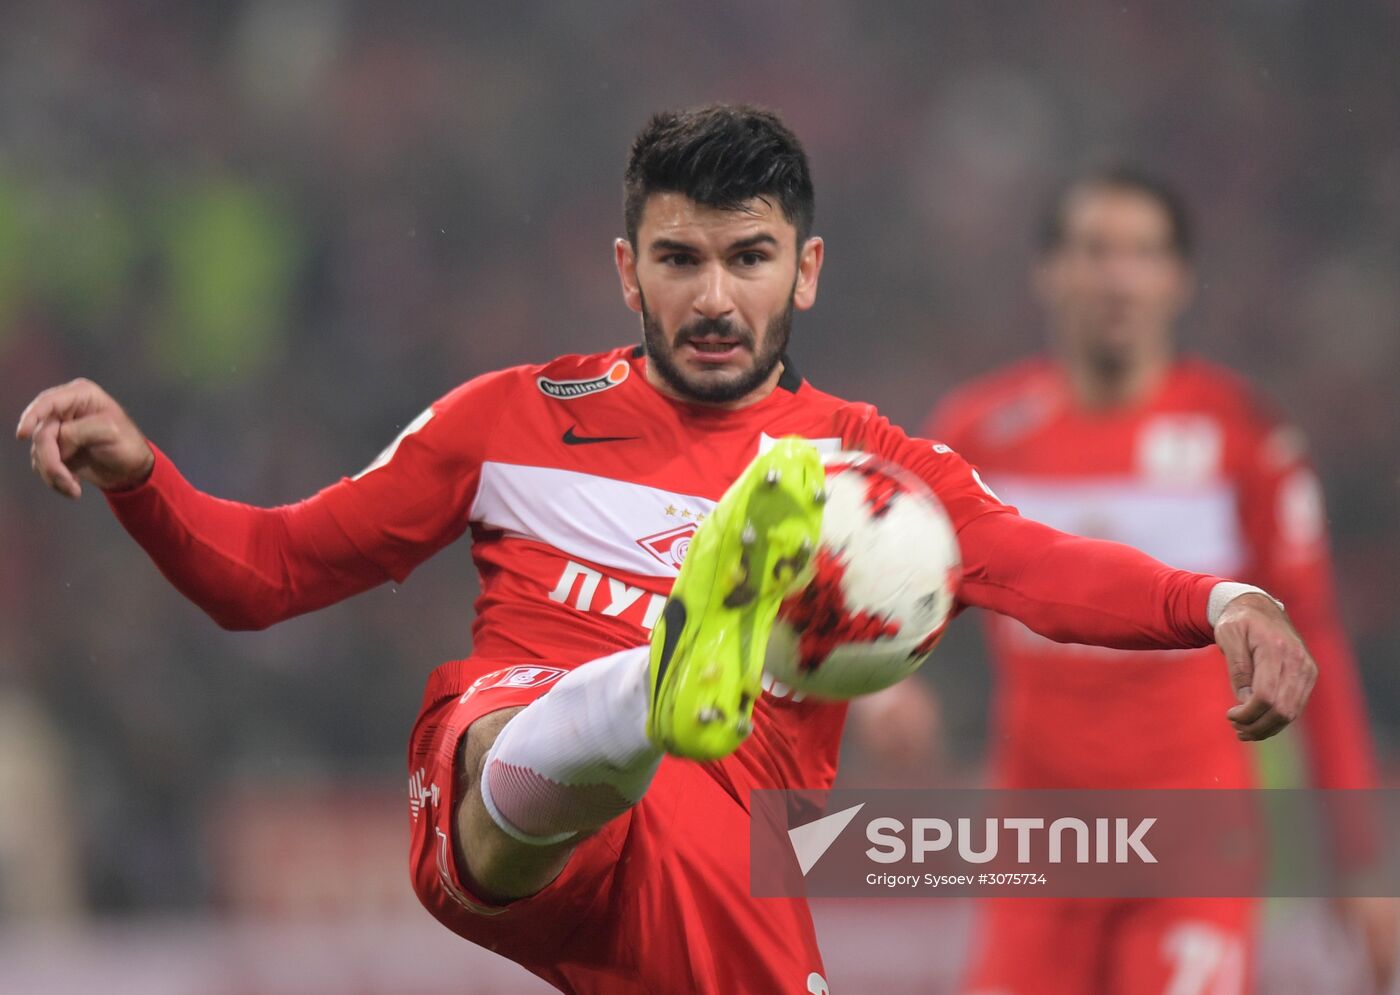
[479,647,661,846]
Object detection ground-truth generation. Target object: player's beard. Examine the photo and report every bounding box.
[641,293,793,405]
[1083,338,1132,383]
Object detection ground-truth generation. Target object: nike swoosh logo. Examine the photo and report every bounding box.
[562,425,641,445]
[652,598,687,708]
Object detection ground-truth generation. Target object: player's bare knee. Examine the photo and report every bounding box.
[452,706,575,904]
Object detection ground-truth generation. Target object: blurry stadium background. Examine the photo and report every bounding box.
[2,2,1396,992]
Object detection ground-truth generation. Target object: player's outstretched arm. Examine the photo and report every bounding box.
[16,378,423,630]
[17,378,154,497]
[957,512,1316,741]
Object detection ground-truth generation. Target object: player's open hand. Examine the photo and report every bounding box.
[15,378,154,498]
[1214,592,1317,741]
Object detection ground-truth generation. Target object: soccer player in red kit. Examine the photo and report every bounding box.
[924,167,1397,995]
[20,110,1318,994]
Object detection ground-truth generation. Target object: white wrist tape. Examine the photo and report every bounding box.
[1207,582,1284,628]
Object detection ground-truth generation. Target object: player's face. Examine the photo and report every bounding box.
[616,193,823,407]
[1036,187,1194,380]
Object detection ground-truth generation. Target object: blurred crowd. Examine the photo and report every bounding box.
[1,0,1396,920]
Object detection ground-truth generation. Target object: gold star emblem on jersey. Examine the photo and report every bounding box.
[665,504,708,523]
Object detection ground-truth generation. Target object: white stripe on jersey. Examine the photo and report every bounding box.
[353,406,436,480]
[759,432,843,456]
[471,461,717,578]
[989,475,1245,576]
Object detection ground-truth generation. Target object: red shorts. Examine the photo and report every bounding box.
[962,896,1255,995]
[406,659,831,995]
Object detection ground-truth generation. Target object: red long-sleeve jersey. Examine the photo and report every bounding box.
[926,355,1376,790]
[106,346,1227,793]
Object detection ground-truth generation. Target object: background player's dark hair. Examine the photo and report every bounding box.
[624,103,815,246]
[1037,164,1193,259]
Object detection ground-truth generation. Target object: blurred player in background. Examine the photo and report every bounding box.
[923,166,1397,995]
[19,111,1321,994]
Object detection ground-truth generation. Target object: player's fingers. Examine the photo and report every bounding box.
[1273,645,1317,728]
[1247,630,1285,703]
[1237,699,1288,738]
[31,419,81,498]
[28,420,57,487]
[15,379,101,440]
[1231,687,1308,738]
[1227,695,1270,727]
[1230,636,1313,740]
[1215,618,1254,704]
[31,419,72,494]
[56,413,119,461]
[1250,632,1305,717]
[1225,614,1291,723]
[1232,707,1289,740]
[16,391,61,441]
[1223,681,1266,723]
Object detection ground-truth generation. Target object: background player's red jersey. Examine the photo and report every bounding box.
[926,355,1376,790]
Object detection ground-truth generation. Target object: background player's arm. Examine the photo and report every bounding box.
[17,375,503,630]
[1240,422,1397,988]
[1242,425,1377,787]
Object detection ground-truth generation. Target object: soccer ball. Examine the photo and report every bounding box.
[764,452,962,700]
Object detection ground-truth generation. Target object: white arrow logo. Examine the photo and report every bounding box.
[787,803,866,876]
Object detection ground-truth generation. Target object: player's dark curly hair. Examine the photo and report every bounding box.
[624,103,815,246]
[1038,164,1193,259]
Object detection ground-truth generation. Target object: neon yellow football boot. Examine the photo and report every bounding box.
[647,437,826,761]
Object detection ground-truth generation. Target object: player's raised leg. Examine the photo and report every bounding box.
[648,436,825,760]
[452,437,825,901]
[454,645,660,903]
[454,704,571,902]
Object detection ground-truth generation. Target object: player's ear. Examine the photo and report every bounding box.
[615,238,643,314]
[793,236,824,312]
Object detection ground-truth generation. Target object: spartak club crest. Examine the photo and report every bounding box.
[637,523,698,570]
